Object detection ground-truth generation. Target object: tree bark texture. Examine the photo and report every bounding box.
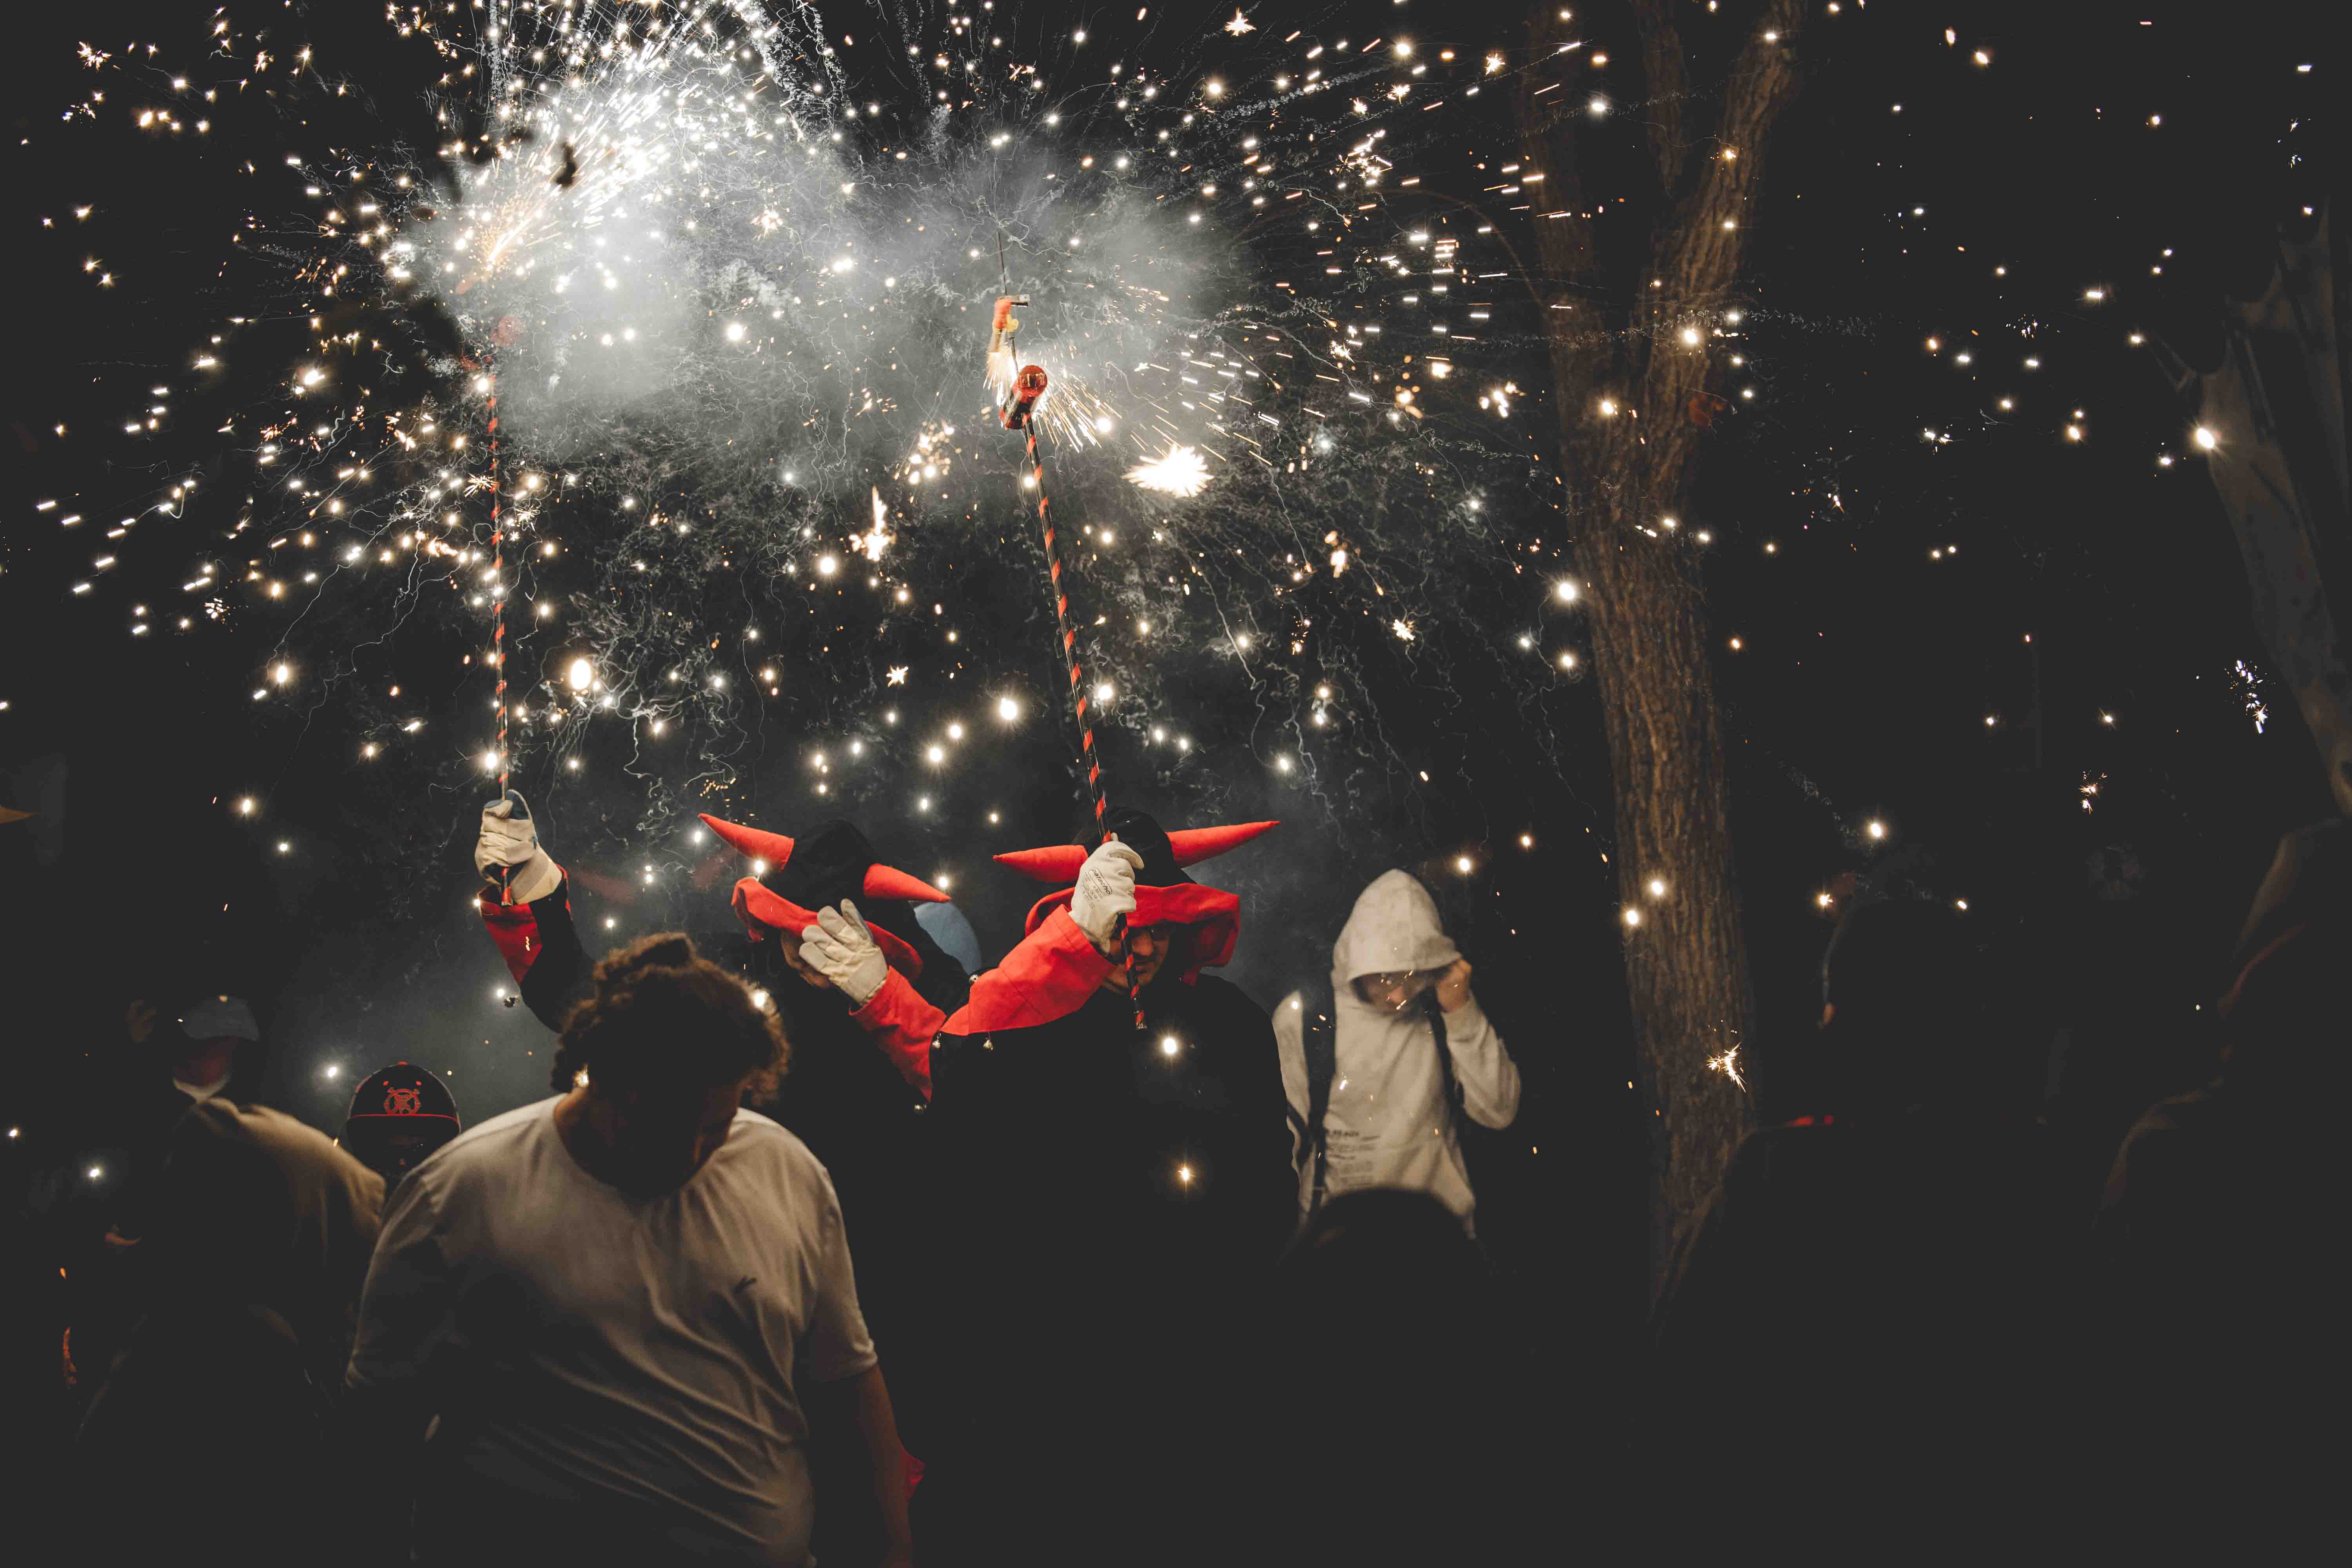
[1519,0,1806,1276]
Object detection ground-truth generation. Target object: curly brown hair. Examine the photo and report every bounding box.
[548,932,787,1098]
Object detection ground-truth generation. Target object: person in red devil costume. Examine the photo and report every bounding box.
[915,807,1295,1563]
[472,795,967,1541]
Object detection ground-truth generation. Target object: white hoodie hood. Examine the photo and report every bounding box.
[1277,871,1520,1225]
[1330,871,1461,990]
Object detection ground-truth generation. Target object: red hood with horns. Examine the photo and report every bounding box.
[699,813,949,975]
[995,819,1277,976]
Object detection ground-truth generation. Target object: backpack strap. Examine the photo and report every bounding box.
[1301,980,1338,1221]
[1420,990,1465,1124]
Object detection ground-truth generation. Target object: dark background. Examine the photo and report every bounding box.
[0,0,2335,1342]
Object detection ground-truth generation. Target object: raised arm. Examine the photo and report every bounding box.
[798,900,960,1099]
[1434,960,1522,1130]
[939,907,1114,1040]
[849,967,948,1099]
[474,794,590,1032]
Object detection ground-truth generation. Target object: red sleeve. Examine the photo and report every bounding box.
[940,908,1114,1036]
[849,967,946,1100]
[479,888,550,987]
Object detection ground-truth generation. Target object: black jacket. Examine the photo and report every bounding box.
[917,910,1293,1558]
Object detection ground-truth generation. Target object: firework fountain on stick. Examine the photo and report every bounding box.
[993,285,1143,1026]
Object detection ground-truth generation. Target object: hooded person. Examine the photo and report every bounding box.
[916,808,1296,1562]
[339,1062,463,1190]
[1276,869,1522,1231]
[2091,820,2350,1530]
[472,793,967,1468]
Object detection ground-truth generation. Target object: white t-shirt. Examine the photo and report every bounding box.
[347,1097,876,1565]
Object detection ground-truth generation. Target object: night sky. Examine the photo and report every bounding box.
[0,0,2332,1295]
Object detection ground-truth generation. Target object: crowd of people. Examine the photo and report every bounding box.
[8,793,2342,1561]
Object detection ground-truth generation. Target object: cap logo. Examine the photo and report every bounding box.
[384,1086,423,1116]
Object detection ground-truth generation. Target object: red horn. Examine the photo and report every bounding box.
[1167,821,1279,867]
[700,814,796,867]
[994,844,1091,884]
[863,864,952,904]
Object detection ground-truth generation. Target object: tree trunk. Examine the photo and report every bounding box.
[1519,0,1806,1279]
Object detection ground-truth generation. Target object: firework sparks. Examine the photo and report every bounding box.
[2230,660,2270,734]
[42,0,1681,914]
[856,488,895,564]
[1125,445,1211,497]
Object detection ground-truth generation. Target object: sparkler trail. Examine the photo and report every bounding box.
[27,1,1726,921]
[32,3,1581,884]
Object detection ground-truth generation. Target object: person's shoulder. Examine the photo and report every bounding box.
[1272,989,1307,1044]
[206,1102,383,1194]
[2132,1084,2221,1137]
[2110,1086,2223,1178]
[414,1096,558,1181]
[185,1099,331,1163]
[722,1106,828,1176]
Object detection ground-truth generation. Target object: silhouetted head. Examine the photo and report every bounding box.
[700,813,949,983]
[165,994,261,1097]
[341,1062,461,1183]
[1818,897,1995,1116]
[1276,1188,1492,1353]
[552,933,786,1194]
[996,807,1276,990]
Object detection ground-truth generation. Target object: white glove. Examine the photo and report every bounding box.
[475,794,562,905]
[1069,839,1144,955]
[800,900,889,1008]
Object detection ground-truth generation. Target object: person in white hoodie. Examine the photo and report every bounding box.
[1276,869,1523,1229]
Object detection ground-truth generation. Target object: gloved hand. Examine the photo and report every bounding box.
[1435,958,1475,1014]
[475,793,561,904]
[1069,838,1145,955]
[800,901,889,1008]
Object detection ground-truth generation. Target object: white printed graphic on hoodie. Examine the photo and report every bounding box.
[1275,871,1521,1225]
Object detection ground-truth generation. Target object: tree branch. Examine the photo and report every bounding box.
[1656,0,1806,304]
[1632,0,1689,199]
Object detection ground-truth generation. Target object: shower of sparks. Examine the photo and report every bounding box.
[856,488,895,564]
[29,0,2290,1069]
[1125,445,1212,497]
[2229,660,2270,734]
[1706,1045,1746,1092]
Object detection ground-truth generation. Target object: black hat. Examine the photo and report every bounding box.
[341,1062,461,1182]
[700,814,949,975]
[994,809,1277,970]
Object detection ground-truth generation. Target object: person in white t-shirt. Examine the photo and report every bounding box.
[344,933,912,1568]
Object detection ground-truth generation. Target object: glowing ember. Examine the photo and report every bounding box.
[1125,445,1211,497]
